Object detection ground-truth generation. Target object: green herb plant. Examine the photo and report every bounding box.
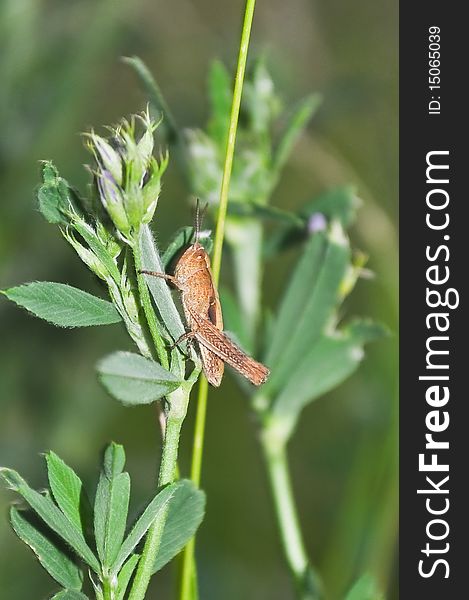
[125,15,386,600]
[1,2,386,599]
[1,111,207,600]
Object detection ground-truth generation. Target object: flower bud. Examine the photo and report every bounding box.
[96,170,130,235]
[141,154,168,224]
[87,111,167,240]
[87,133,123,185]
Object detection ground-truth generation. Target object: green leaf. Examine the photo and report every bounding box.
[103,442,126,480]
[46,452,92,534]
[227,201,304,227]
[116,554,139,600]
[299,186,360,228]
[2,282,122,328]
[184,129,222,203]
[97,351,182,406]
[162,226,194,268]
[225,217,263,351]
[207,60,231,147]
[219,288,250,354]
[123,56,179,144]
[162,226,213,270]
[344,573,384,600]
[265,232,327,369]
[10,507,83,591]
[37,161,71,225]
[264,187,360,257]
[111,480,185,574]
[50,591,89,600]
[273,93,321,174]
[271,320,387,435]
[70,219,121,284]
[153,480,205,573]
[265,224,350,393]
[140,225,186,343]
[94,443,130,568]
[243,59,280,135]
[0,468,100,573]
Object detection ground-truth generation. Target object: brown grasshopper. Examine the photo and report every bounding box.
[141,205,270,387]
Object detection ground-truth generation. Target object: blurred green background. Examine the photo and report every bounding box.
[0,1,397,599]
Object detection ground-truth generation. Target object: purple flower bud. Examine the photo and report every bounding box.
[97,170,130,234]
[307,212,327,233]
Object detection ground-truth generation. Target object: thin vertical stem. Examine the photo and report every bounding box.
[129,388,189,600]
[179,1,257,598]
[178,378,208,599]
[102,577,113,600]
[189,377,209,487]
[260,431,322,600]
[211,0,257,285]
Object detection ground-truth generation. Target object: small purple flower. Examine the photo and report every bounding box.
[307,212,327,233]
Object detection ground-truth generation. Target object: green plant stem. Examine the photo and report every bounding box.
[102,577,113,600]
[179,1,257,598]
[132,237,169,369]
[129,387,189,600]
[178,377,208,600]
[260,429,321,600]
[211,1,256,283]
[189,377,209,486]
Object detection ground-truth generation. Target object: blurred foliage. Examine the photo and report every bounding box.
[0,1,397,599]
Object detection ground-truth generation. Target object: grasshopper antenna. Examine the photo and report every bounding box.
[193,199,208,244]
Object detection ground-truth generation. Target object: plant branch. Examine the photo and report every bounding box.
[260,426,322,600]
[102,576,113,600]
[129,386,190,600]
[179,1,257,598]
[211,0,256,284]
[178,377,208,600]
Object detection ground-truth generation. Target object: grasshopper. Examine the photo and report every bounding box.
[141,205,270,386]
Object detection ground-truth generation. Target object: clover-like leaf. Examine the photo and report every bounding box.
[270,320,387,438]
[50,591,89,600]
[46,452,92,534]
[116,554,140,600]
[37,161,72,225]
[265,223,351,392]
[97,351,182,406]
[111,480,187,574]
[2,282,122,328]
[152,479,205,573]
[0,468,100,573]
[94,443,130,568]
[139,225,186,343]
[10,507,83,591]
